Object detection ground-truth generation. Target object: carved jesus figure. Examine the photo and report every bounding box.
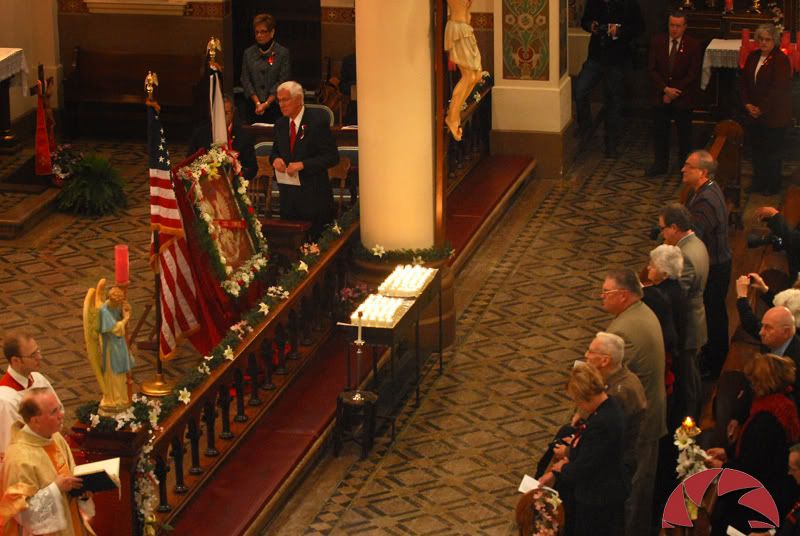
[445,0,483,141]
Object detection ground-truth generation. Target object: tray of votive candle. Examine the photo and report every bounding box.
[350,294,413,328]
[378,265,437,298]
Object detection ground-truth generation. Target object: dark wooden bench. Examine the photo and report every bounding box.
[63,47,204,137]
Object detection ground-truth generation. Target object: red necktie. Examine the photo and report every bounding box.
[289,120,296,154]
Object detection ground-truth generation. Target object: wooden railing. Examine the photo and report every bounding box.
[79,222,358,535]
[150,223,356,529]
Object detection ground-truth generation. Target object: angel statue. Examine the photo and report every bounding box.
[83,279,134,414]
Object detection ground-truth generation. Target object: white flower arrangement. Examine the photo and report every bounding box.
[258,302,270,315]
[223,345,235,361]
[197,362,211,375]
[297,261,309,273]
[180,144,269,298]
[331,221,342,235]
[674,418,709,480]
[267,286,290,300]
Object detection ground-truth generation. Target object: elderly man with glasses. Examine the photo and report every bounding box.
[0,331,60,461]
[603,268,666,536]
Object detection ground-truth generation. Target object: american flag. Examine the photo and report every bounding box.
[148,107,201,360]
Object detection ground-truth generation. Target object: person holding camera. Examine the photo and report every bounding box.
[574,0,643,158]
[755,206,800,283]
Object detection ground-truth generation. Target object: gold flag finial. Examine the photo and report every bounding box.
[207,37,222,62]
[144,71,159,99]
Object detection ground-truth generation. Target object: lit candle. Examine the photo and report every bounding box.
[115,245,129,285]
[682,416,695,430]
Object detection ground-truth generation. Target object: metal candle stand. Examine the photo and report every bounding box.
[333,269,444,459]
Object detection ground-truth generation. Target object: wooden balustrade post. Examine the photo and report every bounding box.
[260,338,276,390]
[274,325,287,375]
[312,286,324,332]
[187,418,203,474]
[155,454,172,512]
[287,310,300,359]
[300,298,313,346]
[248,352,263,405]
[234,369,248,422]
[218,384,234,439]
[171,436,188,494]
[203,400,219,456]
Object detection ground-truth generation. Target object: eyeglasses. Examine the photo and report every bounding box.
[599,288,624,297]
[18,349,42,360]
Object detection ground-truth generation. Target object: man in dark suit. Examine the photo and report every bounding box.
[188,95,257,181]
[270,81,339,238]
[645,10,702,177]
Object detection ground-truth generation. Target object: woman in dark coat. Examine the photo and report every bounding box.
[240,13,291,123]
[740,23,792,195]
[540,363,627,536]
[707,353,800,535]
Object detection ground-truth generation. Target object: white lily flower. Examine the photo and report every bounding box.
[178,388,191,405]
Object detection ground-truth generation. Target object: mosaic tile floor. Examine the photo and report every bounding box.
[0,139,198,418]
[0,121,798,535]
[265,124,800,535]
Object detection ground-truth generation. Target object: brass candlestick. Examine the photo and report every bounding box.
[748,0,762,13]
[680,0,695,10]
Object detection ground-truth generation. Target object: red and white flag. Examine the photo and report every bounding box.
[147,106,201,360]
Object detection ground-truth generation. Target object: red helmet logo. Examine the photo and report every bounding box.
[662,468,780,530]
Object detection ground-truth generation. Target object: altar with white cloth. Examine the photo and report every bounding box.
[0,48,29,150]
[701,39,740,91]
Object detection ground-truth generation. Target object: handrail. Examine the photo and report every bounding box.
[145,222,357,527]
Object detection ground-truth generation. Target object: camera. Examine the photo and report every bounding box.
[649,225,661,241]
[746,232,784,250]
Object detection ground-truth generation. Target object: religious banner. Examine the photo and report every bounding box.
[177,146,268,299]
[502,0,550,80]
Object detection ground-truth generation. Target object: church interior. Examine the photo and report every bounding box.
[1,0,800,534]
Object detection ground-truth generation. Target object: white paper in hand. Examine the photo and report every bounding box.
[518,474,540,493]
[275,169,301,186]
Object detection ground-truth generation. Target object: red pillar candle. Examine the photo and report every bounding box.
[725,0,733,12]
[115,245,129,285]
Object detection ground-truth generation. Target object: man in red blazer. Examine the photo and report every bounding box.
[645,11,702,177]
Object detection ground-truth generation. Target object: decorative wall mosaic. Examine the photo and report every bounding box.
[502,0,549,80]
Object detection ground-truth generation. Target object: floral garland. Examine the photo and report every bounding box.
[76,206,359,525]
[355,241,455,264]
[179,144,269,298]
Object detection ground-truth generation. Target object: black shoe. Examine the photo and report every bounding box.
[746,184,766,194]
[765,186,782,196]
[645,164,668,177]
[605,147,619,159]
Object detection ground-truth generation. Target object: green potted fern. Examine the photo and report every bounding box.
[57,154,127,216]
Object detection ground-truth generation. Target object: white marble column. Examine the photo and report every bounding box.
[355,0,434,251]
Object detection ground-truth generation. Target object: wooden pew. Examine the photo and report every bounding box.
[63,47,203,136]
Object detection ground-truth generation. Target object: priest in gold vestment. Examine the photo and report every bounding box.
[1,389,94,536]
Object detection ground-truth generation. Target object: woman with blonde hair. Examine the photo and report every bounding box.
[539,363,627,535]
[708,353,800,534]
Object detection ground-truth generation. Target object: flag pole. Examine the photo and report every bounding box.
[141,229,174,397]
[141,74,175,397]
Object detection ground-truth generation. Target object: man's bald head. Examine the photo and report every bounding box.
[760,306,797,349]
